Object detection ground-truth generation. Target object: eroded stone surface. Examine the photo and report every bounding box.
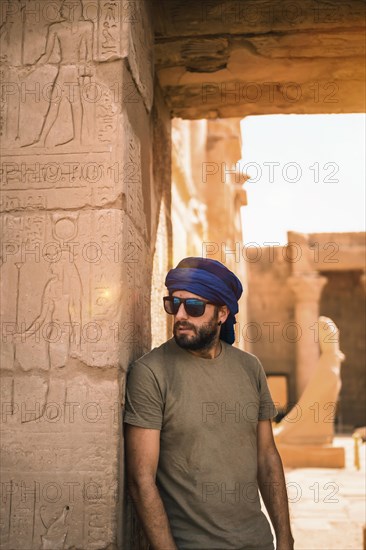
[1,60,124,211]
[154,0,366,117]
[122,0,154,112]
[0,2,159,549]
[1,209,129,369]
[0,365,121,550]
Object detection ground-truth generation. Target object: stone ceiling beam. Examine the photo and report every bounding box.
[153,0,366,118]
[153,0,366,38]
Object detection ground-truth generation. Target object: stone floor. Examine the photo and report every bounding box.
[281,436,365,550]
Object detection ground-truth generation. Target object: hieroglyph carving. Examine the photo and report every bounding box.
[122,112,146,233]
[0,371,120,549]
[0,1,124,210]
[97,0,122,60]
[0,0,126,148]
[0,149,121,211]
[22,0,94,149]
[1,210,128,372]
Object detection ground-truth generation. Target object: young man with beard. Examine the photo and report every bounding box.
[124,257,294,550]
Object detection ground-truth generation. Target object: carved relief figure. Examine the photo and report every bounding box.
[23,0,94,147]
[15,217,82,370]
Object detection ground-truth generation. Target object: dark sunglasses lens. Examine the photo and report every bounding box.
[163,297,207,316]
[163,298,176,314]
[185,299,205,317]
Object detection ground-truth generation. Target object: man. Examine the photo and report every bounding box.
[124,257,294,550]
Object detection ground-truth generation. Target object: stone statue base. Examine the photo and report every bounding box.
[277,443,345,468]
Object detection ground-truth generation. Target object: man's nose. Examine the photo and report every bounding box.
[175,302,188,320]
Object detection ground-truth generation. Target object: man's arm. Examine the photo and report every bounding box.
[125,424,178,550]
[257,420,294,550]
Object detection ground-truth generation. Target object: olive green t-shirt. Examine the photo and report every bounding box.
[124,338,277,550]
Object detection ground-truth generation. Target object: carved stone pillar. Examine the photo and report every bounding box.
[0,1,159,548]
[288,273,328,396]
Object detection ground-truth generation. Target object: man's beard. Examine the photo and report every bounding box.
[173,309,219,351]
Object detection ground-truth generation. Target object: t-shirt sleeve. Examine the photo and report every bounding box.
[256,359,278,420]
[123,360,163,430]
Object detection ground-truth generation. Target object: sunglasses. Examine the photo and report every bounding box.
[163,296,216,317]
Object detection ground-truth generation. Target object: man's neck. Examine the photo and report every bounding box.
[187,339,222,360]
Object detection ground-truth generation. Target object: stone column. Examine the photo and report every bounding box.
[203,119,248,349]
[288,273,328,396]
[0,2,162,549]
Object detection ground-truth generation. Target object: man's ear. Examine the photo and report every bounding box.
[218,305,230,324]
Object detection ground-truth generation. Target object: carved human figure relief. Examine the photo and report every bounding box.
[15,216,82,370]
[22,0,94,148]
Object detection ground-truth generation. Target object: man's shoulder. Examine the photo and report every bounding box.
[226,343,261,366]
[225,344,264,379]
[131,338,175,371]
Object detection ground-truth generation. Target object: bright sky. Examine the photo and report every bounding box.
[239,114,366,245]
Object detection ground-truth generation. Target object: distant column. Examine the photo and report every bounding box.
[288,273,327,396]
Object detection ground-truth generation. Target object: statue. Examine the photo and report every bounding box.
[274,316,345,445]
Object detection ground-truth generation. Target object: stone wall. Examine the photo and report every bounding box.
[0,1,170,548]
[320,270,366,430]
[150,85,172,349]
[247,238,366,430]
[246,246,297,404]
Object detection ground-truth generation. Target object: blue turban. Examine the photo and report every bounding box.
[165,257,243,345]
